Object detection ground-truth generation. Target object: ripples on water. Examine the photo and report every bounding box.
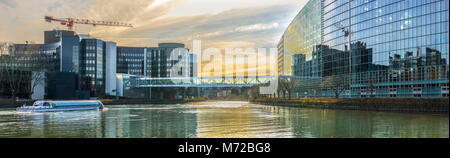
[0,101,448,138]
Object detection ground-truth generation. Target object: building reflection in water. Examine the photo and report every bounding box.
[192,102,294,138]
[102,105,198,138]
[0,102,447,138]
[261,105,449,138]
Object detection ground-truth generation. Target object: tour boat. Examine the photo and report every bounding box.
[17,100,104,112]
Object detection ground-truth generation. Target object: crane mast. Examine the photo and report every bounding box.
[45,16,133,31]
[334,23,349,37]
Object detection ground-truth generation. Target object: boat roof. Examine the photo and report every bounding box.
[33,100,103,107]
[34,100,101,105]
[35,100,100,103]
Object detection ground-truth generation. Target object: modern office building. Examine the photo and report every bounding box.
[117,46,146,76]
[189,54,198,77]
[278,0,322,76]
[0,30,81,99]
[115,43,192,99]
[1,30,193,99]
[117,43,191,78]
[279,0,449,98]
[43,30,81,73]
[0,43,59,98]
[79,38,105,96]
[152,43,190,78]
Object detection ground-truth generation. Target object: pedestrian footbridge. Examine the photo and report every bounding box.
[119,75,321,88]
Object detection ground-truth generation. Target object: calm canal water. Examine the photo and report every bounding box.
[0,101,448,138]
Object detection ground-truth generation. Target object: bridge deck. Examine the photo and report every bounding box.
[122,76,321,88]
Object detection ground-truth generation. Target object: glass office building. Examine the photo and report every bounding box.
[189,54,198,77]
[152,43,190,78]
[278,0,322,76]
[117,43,191,78]
[117,47,146,76]
[280,0,449,98]
[80,39,105,96]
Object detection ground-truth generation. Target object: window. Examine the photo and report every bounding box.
[413,87,422,98]
[442,86,449,97]
[360,89,367,98]
[389,88,397,98]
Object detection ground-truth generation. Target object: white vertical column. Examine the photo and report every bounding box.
[105,42,117,96]
[144,48,147,76]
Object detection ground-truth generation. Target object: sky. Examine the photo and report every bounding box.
[0,0,307,48]
[0,0,308,76]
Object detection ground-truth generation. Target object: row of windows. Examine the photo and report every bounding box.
[323,23,448,50]
[358,34,449,56]
[350,12,449,39]
[118,52,144,57]
[351,0,445,18]
[351,0,448,26]
[323,0,448,38]
[323,0,349,14]
[350,66,448,84]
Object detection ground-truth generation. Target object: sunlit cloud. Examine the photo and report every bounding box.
[235,23,280,32]
[0,0,305,49]
[149,0,169,8]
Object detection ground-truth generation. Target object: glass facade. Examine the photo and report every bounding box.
[0,43,60,97]
[278,0,322,76]
[189,54,197,77]
[1,31,193,99]
[117,43,190,78]
[117,47,146,75]
[280,0,449,98]
[80,39,105,96]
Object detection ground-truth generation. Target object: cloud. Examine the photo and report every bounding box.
[0,0,16,8]
[97,4,298,50]
[0,0,301,50]
[235,23,280,32]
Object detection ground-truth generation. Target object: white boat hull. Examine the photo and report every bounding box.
[17,106,103,112]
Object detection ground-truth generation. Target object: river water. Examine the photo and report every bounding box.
[0,101,448,138]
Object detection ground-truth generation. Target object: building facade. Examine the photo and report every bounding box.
[117,43,191,78]
[278,0,323,76]
[104,42,117,96]
[80,38,105,96]
[189,54,198,77]
[280,0,449,98]
[1,30,193,99]
[117,46,146,76]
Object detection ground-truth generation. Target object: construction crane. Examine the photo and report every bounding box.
[334,22,349,37]
[44,16,133,31]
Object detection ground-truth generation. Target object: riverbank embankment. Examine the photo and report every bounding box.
[250,98,449,114]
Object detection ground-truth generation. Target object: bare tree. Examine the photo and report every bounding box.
[0,42,6,93]
[247,85,260,99]
[320,74,350,98]
[0,54,25,102]
[0,43,51,101]
[279,77,297,100]
[24,72,46,99]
